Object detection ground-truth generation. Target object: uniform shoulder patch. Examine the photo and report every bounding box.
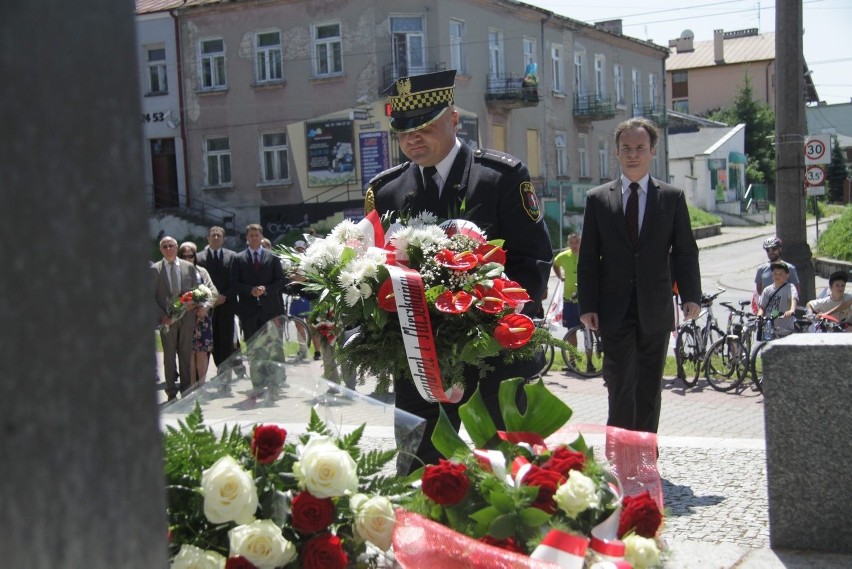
[474,148,520,169]
[519,181,542,222]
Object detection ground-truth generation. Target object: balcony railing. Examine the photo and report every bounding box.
[632,105,668,125]
[573,93,616,120]
[485,73,540,108]
[381,62,447,92]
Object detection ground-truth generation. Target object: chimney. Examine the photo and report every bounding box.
[668,30,694,53]
[594,20,623,36]
[714,29,725,64]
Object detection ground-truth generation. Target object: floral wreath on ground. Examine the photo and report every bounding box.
[164,403,408,569]
[396,379,666,569]
[275,211,564,397]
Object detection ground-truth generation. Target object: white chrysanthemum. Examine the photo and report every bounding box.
[336,250,385,306]
[300,239,345,275]
[329,219,362,245]
[391,225,449,258]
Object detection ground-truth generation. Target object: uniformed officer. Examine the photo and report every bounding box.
[364,69,553,471]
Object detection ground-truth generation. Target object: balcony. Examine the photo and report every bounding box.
[485,73,540,109]
[380,62,447,93]
[632,105,668,126]
[573,93,616,121]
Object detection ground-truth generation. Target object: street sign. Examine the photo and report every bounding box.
[804,134,831,165]
[806,186,826,196]
[805,165,826,186]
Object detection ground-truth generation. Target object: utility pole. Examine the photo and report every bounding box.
[775,0,815,301]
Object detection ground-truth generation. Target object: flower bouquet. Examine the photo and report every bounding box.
[276,211,563,403]
[164,403,408,569]
[160,284,214,333]
[393,378,666,568]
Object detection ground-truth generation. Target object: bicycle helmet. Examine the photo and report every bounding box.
[762,236,782,250]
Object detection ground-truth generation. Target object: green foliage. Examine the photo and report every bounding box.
[543,214,577,251]
[827,135,849,203]
[816,206,852,262]
[688,206,721,228]
[707,75,776,187]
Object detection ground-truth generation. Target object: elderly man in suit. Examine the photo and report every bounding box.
[153,235,197,400]
[578,118,701,434]
[230,224,285,393]
[196,226,238,371]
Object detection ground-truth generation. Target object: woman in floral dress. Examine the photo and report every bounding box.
[178,242,218,386]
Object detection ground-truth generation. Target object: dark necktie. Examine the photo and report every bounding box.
[422,166,440,216]
[625,182,640,245]
[253,251,260,271]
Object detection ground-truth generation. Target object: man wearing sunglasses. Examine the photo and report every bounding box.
[755,236,800,296]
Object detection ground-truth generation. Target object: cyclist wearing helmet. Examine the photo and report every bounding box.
[754,236,799,295]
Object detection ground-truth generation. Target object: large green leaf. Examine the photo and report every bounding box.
[500,378,572,439]
[457,388,498,449]
[488,513,520,539]
[432,405,470,459]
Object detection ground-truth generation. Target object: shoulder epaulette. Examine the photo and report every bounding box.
[473,148,520,168]
[367,161,410,187]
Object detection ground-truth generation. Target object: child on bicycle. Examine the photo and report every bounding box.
[806,270,851,328]
[757,262,799,337]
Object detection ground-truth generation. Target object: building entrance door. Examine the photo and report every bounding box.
[151,138,179,208]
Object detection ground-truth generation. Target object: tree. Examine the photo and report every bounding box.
[707,75,776,189]
[826,135,849,202]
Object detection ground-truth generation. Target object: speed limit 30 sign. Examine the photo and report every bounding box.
[805,134,831,165]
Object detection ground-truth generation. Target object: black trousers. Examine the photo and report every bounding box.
[600,290,670,433]
[210,304,237,367]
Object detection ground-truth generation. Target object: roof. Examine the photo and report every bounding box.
[667,32,775,71]
[668,126,742,160]
[807,102,852,138]
[136,0,186,14]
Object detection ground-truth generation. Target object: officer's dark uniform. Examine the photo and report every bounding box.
[364,70,553,472]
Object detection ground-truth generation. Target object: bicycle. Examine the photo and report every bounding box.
[673,288,726,387]
[704,300,757,392]
[279,294,313,363]
[561,323,604,378]
[530,287,562,378]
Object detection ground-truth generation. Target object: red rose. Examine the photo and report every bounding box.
[421,459,470,506]
[225,556,258,569]
[494,314,535,349]
[479,535,526,554]
[301,533,349,569]
[542,446,586,476]
[521,465,565,514]
[251,424,287,464]
[291,491,335,533]
[618,490,663,538]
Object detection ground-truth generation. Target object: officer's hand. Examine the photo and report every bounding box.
[580,312,599,330]
[682,302,700,320]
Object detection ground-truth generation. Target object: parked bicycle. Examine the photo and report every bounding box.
[530,286,562,378]
[278,294,312,363]
[704,300,757,392]
[561,323,604,378]
[674,288,726,387]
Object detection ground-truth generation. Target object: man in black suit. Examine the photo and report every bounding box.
[577,117,701,434]
[196,226,237,371]
[230,223,285,392]
[364,70,552,469]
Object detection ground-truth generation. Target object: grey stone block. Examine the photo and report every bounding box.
[762,334,852,553]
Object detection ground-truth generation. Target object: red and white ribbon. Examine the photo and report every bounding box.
[529,529,589,568]
[355,209,385,249]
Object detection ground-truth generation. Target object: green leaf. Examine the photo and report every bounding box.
[518,507,551,527]
[432,405,470,459]
[469,505,501,527]
[488,513,519,539]
[500,378,572,439]
[457,387,497,449]
[487,488,516,513]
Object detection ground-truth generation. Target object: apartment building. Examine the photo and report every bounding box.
[137,0,668,238]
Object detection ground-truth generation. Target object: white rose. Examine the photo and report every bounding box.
[228,519,297,569]
[201,455,259,525]
[553,470,601,518]
[623,534,661,569]
[350,493,396,551]
[293,436,358,498]
[171,544,226,569]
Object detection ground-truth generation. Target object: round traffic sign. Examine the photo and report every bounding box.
[805,139,827,161]
[805,165,825,186]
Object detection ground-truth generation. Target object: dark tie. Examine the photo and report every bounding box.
[170,261,180,295]
[625,182,640,245]
[422,166,440,216]
[253,251,260,271]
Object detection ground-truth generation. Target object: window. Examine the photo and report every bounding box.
[313,23,343,77]
[205,137,231,186]
[523,38,535,68]
[255,31,282,83]
[594,54,605,97]
[146,46,167,95]
[488,29,504,77]
[673,100,689,113]
[573,46,586,95]
[200,38,226,90]
[450,20,465,74]
[632,68,642,110]
[551,44,564,93]
[261,132,289,182]
[672,70,688,99]
[614,63,624,105]
[526,129,540,178]
[578,134,588,178]
[598,139,608,179]
[555,133,567,177]
[391,16,425,76]
[648,72,658,108]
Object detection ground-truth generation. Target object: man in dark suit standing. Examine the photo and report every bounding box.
[196,226,237,371]
[230,224,285,394]
[364,70,552,469]
[577,117,701,434]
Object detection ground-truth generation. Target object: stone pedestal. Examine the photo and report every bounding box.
[762,334,852,553]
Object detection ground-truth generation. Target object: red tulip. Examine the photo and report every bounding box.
[377,279,397,312]
[435,290,475,314]
[494,314,535,348]
[473,243,506,266]
[435,249,479,271]
[472,284,506,314]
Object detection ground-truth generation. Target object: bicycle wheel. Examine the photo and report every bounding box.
[750,341,769,393]
[282,316,311,362]
[705,337,748,392]
[674,326,701,387]
[562,325,604,378]
[532,342,555,377]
